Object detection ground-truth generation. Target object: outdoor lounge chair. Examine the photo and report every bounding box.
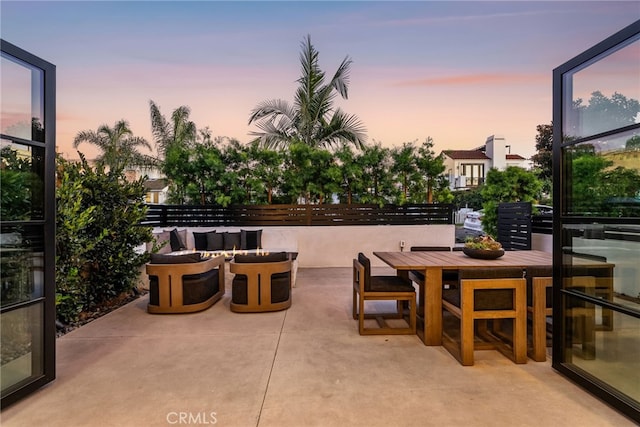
[229,252,292,313]
[352,252,416,335]
[146,253,225,314]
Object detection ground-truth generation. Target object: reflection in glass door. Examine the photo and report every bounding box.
[553,21,640,422]
[1,40,56,408]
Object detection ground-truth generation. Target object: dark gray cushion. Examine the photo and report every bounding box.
[207,232,224,251]
[443,268,523,310]
[223,232,241,250]
[241,229,262,250]
[169,228,187,251]
[357,252,371,290]
[149,265,220,306]
[232,271,290,305]
[192,232,207,251]
[357,252,413,293]
[149,253,201,264]
[193,232,212,251]
[182,269,220,305]
[370,275,415,292]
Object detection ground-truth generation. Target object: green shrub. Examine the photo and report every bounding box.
[55,155,152,323]
[481,167,542,238]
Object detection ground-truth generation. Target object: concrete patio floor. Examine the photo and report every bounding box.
[1,267,635,427]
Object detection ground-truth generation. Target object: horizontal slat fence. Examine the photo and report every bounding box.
[497,202,532,250]
[141,203,454,227]
[532,214,553,234]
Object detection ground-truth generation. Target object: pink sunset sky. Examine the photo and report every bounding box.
[2,1,639,161]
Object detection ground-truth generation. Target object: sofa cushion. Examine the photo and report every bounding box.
[182,269,220,305]
[223,232,241,251]
[149,253,201,264]
[443,268,522,310]
[207,232,224,251]
[231,271,290,304]
[357,252,372,291]
[241,229,262,250]
[147,231,172,254]
[169,228,187,251]
[193,232,211,251]
[149,263,219,306]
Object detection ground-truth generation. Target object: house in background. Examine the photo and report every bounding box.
[120,166,169,204]
[143,178,169,204]
[441,134,531,190]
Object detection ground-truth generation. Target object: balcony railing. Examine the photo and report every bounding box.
[141,203,454,227]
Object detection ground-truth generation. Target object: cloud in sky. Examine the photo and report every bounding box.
[391,72,545,87]
[1,1,638,161]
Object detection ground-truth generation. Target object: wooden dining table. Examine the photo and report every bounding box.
[373,250,553,346]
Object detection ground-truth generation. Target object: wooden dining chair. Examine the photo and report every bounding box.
[441,268,527,366]
[564,274,598,360]
[352,253,416,335]
[408,247,457,315]
[525,266,553,362]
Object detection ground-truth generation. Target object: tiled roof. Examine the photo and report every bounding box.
[506,154,525,160]
[442,150,489,160]
[144,179,168,191]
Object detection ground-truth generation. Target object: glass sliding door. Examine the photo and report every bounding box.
[1,40,56,408]
[552,21,640,422]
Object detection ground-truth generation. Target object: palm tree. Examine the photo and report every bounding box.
[149,100,197,158]
[149,100,198,204]
[248,35,366,150]
[73,120,152,172]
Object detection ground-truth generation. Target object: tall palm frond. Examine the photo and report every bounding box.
[149,101,197,159]
[73,119,151,171]
[249,34,366,150]
[149,100,171,155]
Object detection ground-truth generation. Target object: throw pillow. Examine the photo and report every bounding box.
[193,232,210,251]
[223,232,241,251]
[169,228,187,251]
[241,229,262,250]
[148,231,171,254]
[207,232,224,251]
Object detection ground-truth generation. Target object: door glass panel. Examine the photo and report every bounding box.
[0,303,44,395]
[1,224,45,308]
[562,223,640,314]
[562,128,640,217]
[562,35,640,141]
[0,53,44,142]
[563,294,640,404]
[0,139,45,220]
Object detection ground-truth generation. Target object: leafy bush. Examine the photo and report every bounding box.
[55,155,152,323]
[481,167,542,238]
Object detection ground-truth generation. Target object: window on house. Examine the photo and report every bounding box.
[460,163,484,186]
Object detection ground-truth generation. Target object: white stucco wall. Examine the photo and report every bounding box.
[532,233,552,253]
[156,225,456,268]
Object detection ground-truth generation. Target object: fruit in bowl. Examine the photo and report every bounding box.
[464,235,502,250]
[463,236,504,259]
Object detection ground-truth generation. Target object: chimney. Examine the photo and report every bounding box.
[486,135,506,170]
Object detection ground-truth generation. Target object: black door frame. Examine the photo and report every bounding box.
[0,39,56,409]
[552,20,640,422]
